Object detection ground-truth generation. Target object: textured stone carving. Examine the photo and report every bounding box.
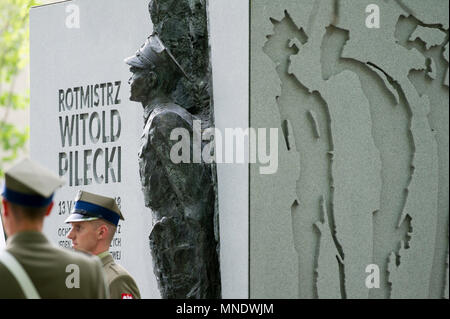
[125,0,220,299]
[252,0,448,299]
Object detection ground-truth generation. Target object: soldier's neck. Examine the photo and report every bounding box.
[8,219,44,237]
[142,94,172,121]
[145,94,171,106]
[91,242,110,256]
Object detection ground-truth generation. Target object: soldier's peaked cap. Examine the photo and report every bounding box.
[1,158,64,207]
[124,32,189,79]
[64,191,124,226]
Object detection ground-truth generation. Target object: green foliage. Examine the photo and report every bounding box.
[0,123,28,162]
[0,0,39,177]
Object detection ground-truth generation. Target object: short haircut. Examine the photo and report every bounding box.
[8,201,49,221]
[91,219,117,243]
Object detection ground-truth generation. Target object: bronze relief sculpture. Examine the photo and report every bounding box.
[125,0,220,299]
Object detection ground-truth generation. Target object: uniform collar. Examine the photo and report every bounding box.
[6,231,49,249]
[143,98,172,122]
[97,251,114,266]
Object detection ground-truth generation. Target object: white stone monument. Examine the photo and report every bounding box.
[29,0,249,298]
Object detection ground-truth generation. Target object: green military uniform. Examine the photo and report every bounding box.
[0,231,108,299]
[98,251,141,299]
[0,158,108,299]
[65,191,141,299]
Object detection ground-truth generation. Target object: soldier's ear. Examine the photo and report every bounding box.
[98,224,107,239]
[146,71,158,89]
[2,199,9,217]
[45,202,54,217]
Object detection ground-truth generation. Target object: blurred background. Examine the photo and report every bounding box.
[0,0,59,176]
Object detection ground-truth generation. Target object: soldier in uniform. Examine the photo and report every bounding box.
[124,33,221,298]
[0,158,108,299]
[65,190,141,299]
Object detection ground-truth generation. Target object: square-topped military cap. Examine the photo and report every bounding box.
[124,32,189,79]
[1,158,64,207]
[65,191,124,226]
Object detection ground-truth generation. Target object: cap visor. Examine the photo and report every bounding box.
[124,55,146,68]
[64,213,99,224]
